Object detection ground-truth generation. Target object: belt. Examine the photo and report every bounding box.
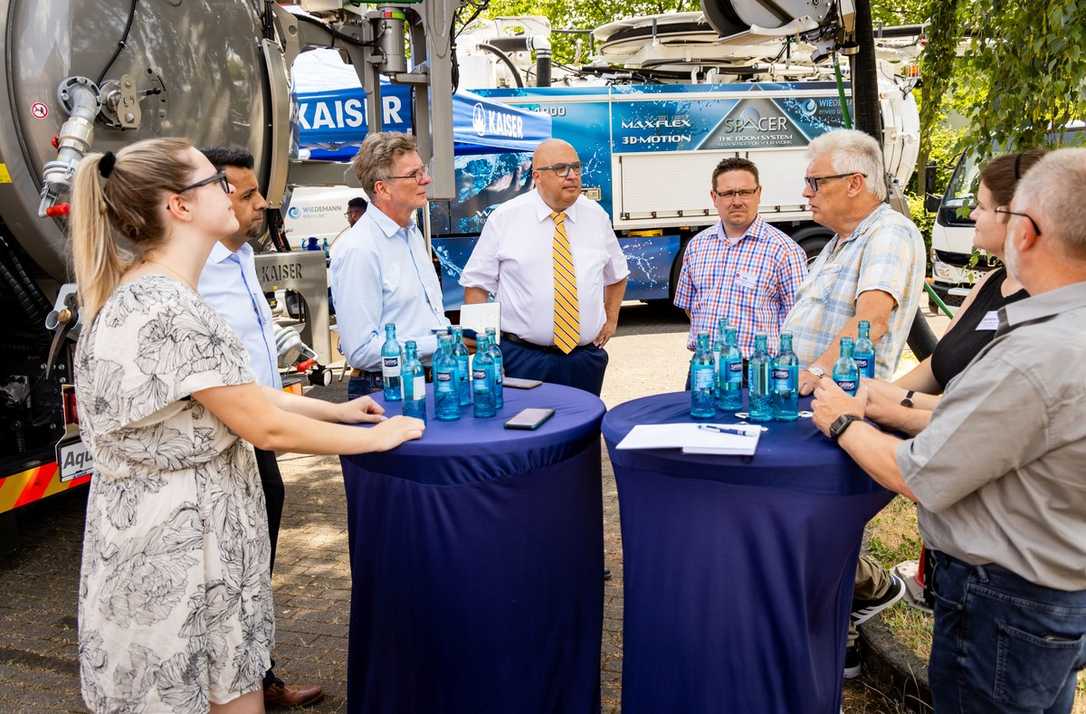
[350,366,433,382]
[501,331,585,355]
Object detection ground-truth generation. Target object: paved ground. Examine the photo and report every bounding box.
[0,301,949,713]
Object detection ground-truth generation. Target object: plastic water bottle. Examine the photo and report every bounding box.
[833,336,860,396]
[434,336,460,421]
[748,334,772,422]
[400,340,427,423]
[690,333,716,419]
[472,334,497,418]
[854,320,876,379]
[321,237,330,257]
[486,327,504,411]
[451,326,472,406]
[380,323,402,402]
[717,326,744,411]
[772,332,799,422]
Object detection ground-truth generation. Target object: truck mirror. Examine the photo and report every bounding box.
[924,163,939,193]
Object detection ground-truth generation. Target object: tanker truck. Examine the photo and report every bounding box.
[0,0,463,518]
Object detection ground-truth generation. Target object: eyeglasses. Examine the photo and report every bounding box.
[712,187,760,200]
[382,165,430,184]
[803,172,866,193]
[994,207,1042,235]
[534,161,582,178]
[177,170,233,196]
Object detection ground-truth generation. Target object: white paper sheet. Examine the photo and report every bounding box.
[459,302,502,343]
[616,423,761,455]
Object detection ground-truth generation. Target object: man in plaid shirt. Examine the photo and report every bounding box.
[783,128,925,679]
[674,158,807,359]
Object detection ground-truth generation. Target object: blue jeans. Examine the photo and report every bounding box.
[928,550,1086,714]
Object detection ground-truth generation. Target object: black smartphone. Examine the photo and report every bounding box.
[504,407,555,430]
[503,377,543,389]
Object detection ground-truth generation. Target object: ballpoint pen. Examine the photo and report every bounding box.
[697,424,755,436]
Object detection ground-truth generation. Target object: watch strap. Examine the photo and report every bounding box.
[830,414,861,442]
[900,390,916,408]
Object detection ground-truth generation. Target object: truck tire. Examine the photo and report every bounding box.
[789,226,833,263]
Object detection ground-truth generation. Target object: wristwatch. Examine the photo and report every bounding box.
[900,390,916,408]
[829,414,862,442]
[807,365,826,379]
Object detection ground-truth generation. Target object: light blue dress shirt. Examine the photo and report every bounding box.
[330,205,449,371]
[198,242,282,389]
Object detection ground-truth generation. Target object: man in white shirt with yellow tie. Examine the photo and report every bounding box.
[461,139,629,395]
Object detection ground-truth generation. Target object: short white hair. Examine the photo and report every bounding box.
[807,129,887,201]
[1012,147,1086,258]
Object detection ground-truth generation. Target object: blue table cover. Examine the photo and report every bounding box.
[602,392,893,714]
[341,383,606,714]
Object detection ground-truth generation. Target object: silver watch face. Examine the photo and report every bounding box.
[808,366,825,378]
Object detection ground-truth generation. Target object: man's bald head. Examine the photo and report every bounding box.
[532,139,582,211]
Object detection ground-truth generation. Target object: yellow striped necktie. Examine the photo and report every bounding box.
[550,211,580,354]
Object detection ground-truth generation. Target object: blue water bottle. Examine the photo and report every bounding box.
[748,334,772,422]
[451,326,472,406]
[472,334,497,418]
[434,336,460,421]
[853,319,876,379]
[772,333,800,422]
[690,333,716,419]
[400,341,427,423]
[486,327,504,411]
[712,317,728,396]
[833,336,860,396]
[380,323,402,402]
[717,326,744,411]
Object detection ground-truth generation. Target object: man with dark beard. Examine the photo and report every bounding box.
[197,145,324,709]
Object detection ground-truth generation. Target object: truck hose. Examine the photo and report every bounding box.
[0,260,47,329]
[477,44,524,88]
[0,233,51,319]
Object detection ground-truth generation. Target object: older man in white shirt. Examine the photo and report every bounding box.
[460,139,629,395]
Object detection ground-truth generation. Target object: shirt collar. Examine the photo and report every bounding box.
[716,217,763,246]
[999,279,1086,332]
[836,203,890,246]
[367,204,415,238]
[209,240,236,264]
[533,189,579,224]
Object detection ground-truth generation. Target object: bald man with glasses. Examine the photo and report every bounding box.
[460,139,629,396]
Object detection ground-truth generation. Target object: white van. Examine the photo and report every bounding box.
[282,185,368,249]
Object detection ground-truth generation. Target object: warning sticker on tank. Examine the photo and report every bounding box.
[31,101,49,119]
[0,163,11,183]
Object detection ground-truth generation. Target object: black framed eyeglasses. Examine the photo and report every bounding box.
[177,170,232,196]
[712,187,760,200]
[994,207,1042,235]
[803,172,866,193]
[382,164,430,184]
[534,161,582,178]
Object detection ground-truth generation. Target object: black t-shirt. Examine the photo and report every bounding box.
[930,266,1029,390]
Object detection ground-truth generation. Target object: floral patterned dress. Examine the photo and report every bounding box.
[74,275,274,712]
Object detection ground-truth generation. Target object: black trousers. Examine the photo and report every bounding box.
[253,447,285,574]
[500,338,608,396]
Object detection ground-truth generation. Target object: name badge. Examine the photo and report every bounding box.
[976,310,1000,331]
[738,271,758,290]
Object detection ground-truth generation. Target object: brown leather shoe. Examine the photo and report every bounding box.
[263,680,324,709]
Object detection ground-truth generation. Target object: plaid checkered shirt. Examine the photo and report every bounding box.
[673,217,808,356]
[782,203,926,378]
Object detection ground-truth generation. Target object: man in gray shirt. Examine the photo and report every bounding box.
[812,148,1086,714]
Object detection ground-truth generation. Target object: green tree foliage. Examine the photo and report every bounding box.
[959,0,1086,157]
[915,0,962,196]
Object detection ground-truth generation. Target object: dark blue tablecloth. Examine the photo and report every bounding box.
[602,392,893,714]
[341,383,606,714]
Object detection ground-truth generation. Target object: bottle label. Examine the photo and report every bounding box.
[772,368,792,392]
[694,369,714,390]
[382,357,401,378]
[855,357,869,370]
[472,369,488,391]
[727,360,743,383]
[835,379,858,393]
[436,371,454,393]
[411,376,425,401]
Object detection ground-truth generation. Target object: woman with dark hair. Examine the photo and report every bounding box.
[861,149,1046,434]
[71,138,423,713]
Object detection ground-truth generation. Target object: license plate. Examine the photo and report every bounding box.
[57,439,94,482]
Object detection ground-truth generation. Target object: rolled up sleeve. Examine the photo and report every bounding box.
[602,219,630,285]
[896,353,1049,512]
[460,216,501,293]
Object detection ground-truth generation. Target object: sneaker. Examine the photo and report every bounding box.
[892,560,933,615]
[843,645,862,680]
[850,572,906,627]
